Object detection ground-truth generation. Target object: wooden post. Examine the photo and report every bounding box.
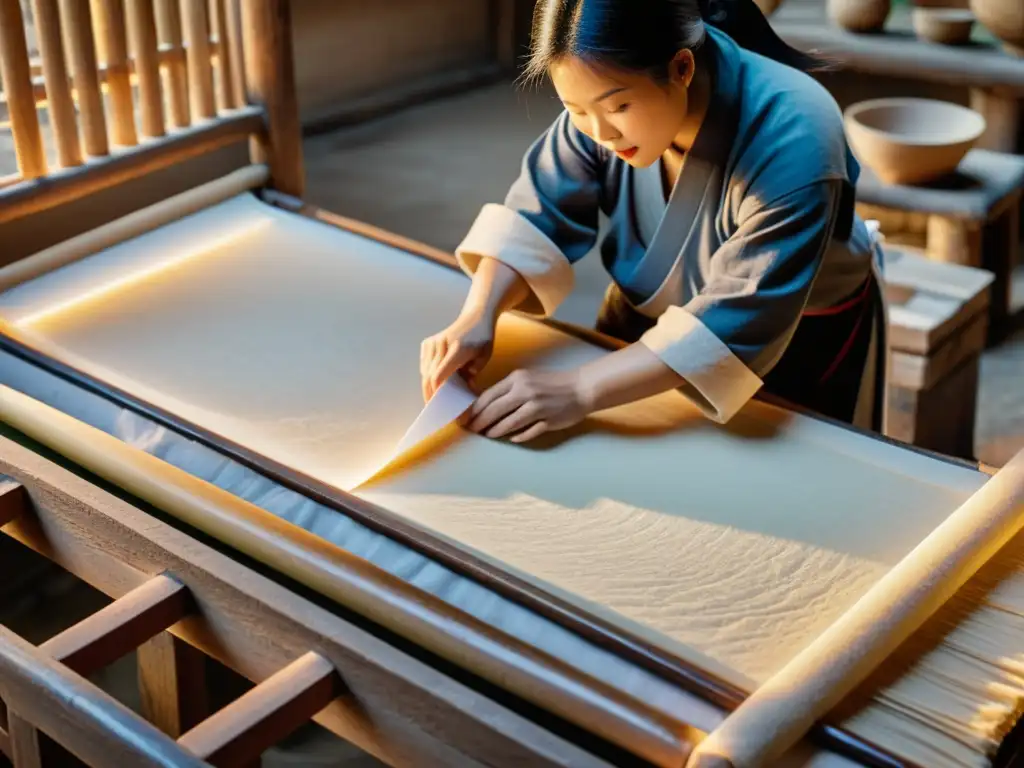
[225,0,246,109]
[241,0,304,197]
[970,87,1020,154]
[210,0,236,110]
[181,0,216,120]
[59,0,110,158]
[92,0,139,147]
[0,0,48,179]
[154,0,191,128]
[31,0,83,167]
[125,0,166,138]
[137,632,210,738]
[491,0,518,72]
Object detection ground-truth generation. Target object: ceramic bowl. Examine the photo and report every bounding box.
[969,0,1024,56]
[844,98,987,185]
[913,7,975,44]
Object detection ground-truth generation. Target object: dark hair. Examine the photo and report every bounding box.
[520,0,827,87]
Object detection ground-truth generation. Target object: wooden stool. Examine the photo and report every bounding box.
[856,148,1024,344]
[882,246,993,461]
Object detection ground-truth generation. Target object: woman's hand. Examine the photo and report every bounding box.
[420,308,496,401]
[464,368,594,443]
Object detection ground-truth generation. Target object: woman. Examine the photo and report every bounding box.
[421,0,887,444]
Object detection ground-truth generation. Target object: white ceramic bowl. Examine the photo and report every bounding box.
[844,98,986,185]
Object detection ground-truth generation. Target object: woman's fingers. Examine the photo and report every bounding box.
[485,401,539,439]
[509,421,549,443]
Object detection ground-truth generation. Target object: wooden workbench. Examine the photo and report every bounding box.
[770,0,1024,152]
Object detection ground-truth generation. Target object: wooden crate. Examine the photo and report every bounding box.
[883,246,994,460]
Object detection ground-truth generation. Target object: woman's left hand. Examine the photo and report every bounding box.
[464,368,593,443]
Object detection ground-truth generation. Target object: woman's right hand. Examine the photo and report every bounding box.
[420,308,496,401]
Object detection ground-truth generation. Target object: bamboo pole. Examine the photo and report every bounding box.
[154,0,189,127]
[241,0,303,197]
[181,0,216,120]
[0,0,48,179]
[125,0,165,137]
[30,0,83,167]
[59,0,110,157]
[224,0,245,109]
[91,0,138,146]
[209,0,234,110]
[0,106,262,225]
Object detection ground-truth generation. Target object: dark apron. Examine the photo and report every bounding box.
[595,274,885,430]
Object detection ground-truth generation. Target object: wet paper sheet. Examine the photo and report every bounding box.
[349,373,477,490]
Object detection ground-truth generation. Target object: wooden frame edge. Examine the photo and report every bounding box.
[0,432,621,768]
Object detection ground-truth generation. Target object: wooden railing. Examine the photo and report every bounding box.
[0,0,302,225]
[0,479,341,768]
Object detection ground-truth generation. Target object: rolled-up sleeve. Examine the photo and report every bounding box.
[640,181,843,423]
[455,111,603,317]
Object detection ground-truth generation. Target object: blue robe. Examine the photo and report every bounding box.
[455,26,886,429]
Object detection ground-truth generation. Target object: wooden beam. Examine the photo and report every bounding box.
[60,0,110,157]
[39,574,191,676]
[0,435,618,768]
[138,632,209,738]
[0,0,47,179]
[241,0,303,197]
[178,652,337,767]
[0,478,28,527]
[0,106,263,226]
[30,0,83,167]
[0,625,207,767]
[125,0,167,138]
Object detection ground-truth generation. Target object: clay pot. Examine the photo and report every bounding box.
[969,0,1024,56]
[828,0,891,32]
[754,0,784,15]
[844,98,986,185]
[913,7,975,44]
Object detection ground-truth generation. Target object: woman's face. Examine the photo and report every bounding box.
[549,52,695,167]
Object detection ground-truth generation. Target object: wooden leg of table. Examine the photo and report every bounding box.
[886,355,980,460]
[7,710,84,767]
[927,216,982,267]
[981,205,1019,344]
[970,87,1021,153]
[137,631,209,738]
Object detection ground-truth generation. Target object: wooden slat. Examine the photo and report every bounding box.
[7,711,44,768]
[224,0,246,109]
[0,625,207,767]
[126,0,166,137]
[39,574,190,676]
[241,0,303,196]
[0,0,47,179]
[210,0,235,110]
[154,0,190,127]
[0,479,28,527]
[138,632,209,738]
[92,0,139,147]
[30,0,83,167]
[178,652,337,766]
[59,0,110,157]
[181,0,216,120]
[0,434,620,768]
[0,106,262,225]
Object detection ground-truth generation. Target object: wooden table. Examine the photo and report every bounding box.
[770,0,1024,152]
[856,148,1024,340]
